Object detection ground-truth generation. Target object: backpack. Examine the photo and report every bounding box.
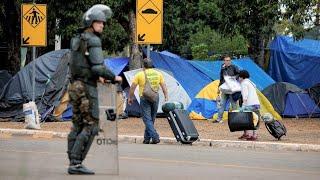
[265,120,287,140]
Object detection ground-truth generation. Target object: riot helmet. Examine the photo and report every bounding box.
[82,4,112,28]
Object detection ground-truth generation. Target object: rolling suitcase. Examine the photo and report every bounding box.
[265,120,287,140]
[167,109,199,144]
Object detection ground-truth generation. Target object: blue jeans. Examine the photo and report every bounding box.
[217,93,237,120]
[140,95,160,141]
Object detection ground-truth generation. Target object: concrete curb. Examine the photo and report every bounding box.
[1,128,320,152]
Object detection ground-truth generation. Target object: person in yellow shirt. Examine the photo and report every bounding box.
[128,58,168,144]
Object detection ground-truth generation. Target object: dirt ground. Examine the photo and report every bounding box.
[1,117,320,145]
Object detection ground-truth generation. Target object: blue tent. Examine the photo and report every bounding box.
[160,50,184,59]
[283,92,320,117]
[103,52,281,119]
[189,57,275,91]
[148,50,212,98]
[105,52,214,116]
[262,82,320,118]
[0,50,70,119]
[104,56,193,116]
[104,57,129,75]
[269,36,320,89]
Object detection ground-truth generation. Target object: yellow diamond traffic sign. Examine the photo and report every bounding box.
[138,1,161,24]
[21,4,47,47]
[23,5,45,28]
[136,0,163,44]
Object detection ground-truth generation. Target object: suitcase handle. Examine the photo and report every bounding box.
[265,122,273,136]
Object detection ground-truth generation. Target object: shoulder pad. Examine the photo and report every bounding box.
[70,36,81,51]
[85,32,101,47]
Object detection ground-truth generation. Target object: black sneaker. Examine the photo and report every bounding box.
[68,164,95,175]
[150,139,160,144]
[143,139,150,144]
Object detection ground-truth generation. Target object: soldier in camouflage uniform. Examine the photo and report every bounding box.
[67,4,122,175]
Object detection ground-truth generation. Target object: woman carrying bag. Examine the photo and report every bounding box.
[238,70,261,141]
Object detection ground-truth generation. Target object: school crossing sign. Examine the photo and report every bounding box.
[21,4,47,46]
[136,0,163,44]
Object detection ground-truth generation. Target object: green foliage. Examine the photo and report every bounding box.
[274,20,291,35]
[191,44,209,60]
[213,0,317,66]
[215,0,280,40]
[101,18,129,52]
[46,0,131,52]
[279,0,318,39]
[189,27,247,60]
[158,0,221,59]
[1,0,318,71]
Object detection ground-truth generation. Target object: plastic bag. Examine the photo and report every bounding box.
[23,101,41,130]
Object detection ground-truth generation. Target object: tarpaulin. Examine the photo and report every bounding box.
[269,36,320,89]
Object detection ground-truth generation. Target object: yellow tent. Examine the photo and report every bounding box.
[52,91,69,119]
[189,80,282,121]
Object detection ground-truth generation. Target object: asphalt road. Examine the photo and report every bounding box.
[0,137,319,180]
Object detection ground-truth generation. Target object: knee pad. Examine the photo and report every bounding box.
[77,130,90,143]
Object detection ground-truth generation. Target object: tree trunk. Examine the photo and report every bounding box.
[128,10,142,70]
[2,0,20,74]
[248,35,265,68]
[7,43,20,74]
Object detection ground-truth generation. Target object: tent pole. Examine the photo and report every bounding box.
[32,46,36,101]
[295,93,310,118]
[309,98,320,118]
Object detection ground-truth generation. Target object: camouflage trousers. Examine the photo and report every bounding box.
[67,80,99,165]
[68,80,99,123]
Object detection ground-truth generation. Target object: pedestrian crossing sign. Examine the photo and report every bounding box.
[21,4,47,47]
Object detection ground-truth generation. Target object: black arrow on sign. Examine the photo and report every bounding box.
[22,37,30,45]
[138,34,145,41]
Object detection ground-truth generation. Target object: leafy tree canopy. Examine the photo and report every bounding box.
[189,26,247,60]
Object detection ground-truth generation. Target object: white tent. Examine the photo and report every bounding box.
[124,68,191,113]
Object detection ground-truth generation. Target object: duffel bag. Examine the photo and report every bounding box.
[228,111,259,132]
[162,101,184,114]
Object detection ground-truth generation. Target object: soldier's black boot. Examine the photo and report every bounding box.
[68,164,95,175]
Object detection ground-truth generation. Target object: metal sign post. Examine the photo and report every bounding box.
[32,47,36,101]
[21,3,47,129]
[147,44,151,59]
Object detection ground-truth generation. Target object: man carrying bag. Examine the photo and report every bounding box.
[214,55,240,123]
[128,58,168,144]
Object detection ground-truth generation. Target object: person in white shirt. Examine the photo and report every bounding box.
[238,70,261,141]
